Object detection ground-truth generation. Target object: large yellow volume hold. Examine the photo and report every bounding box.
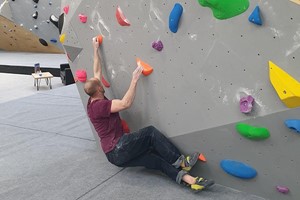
[269,61,300,108]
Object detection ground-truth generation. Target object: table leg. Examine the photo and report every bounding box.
[46,78,49,85]
[34,78,36,86]
[37,79,40,91]
[49,78,52,89]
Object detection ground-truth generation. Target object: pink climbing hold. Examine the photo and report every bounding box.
[75,70,87,82]
[79,14,87,23]
[276,186,289,194]
[240,95,255,113]
[116,6,130,26]
[152,40,163,51]
[63,5,69,14]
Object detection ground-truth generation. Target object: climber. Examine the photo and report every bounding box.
[84,36,215,192]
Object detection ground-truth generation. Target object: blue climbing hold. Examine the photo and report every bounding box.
[220,159,257,179]
[248,6,262,26]
[284,119,300,133]
[50,38,57,43]
[169,3,183,33]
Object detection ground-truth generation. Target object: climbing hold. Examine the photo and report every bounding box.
[32,0,39,3]
[49,2,52,5]
[276,186,289,194]
[79,14,87,23]
[121,119,130,133]
[101,75,110,88]
[32,11,38,19]
[197,0,249,20]
[97,35,103,45]
[152,40,163,51]
[75,70,87,82]
[198,153,207,162]
[248,6,262,26]
[34,5,37,8]
[220,159,257,179]
[46,20,50,23]
[59,34,66,44]
[50,14,59,28]
[58,13,64,34]
[240,95,255,113]
[236,123,270,140]
[63,5,69,14]
[269,61,300,108]
[169,3,183,33]
[39,38,48,46]
[284,119,300,133]
[116,6,130,26]
[136,58,153,76]
[50,38,57,43]
[34,25,38,29]
[290,0,300,5]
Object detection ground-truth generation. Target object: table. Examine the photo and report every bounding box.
[32,72,53,91]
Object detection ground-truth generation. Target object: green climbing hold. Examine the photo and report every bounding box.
[236,123,270,140]
[198,0,249,20]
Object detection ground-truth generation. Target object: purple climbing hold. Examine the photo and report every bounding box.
[276,186,289,194]
[240,95,254,113]
[152,40,163,51]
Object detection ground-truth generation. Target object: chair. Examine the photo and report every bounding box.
[60,64,75,85]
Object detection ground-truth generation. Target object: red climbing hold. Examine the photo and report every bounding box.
[116,6,130,26]
[198,153,207,162]
[75,70,87,82]
[121,119,130,133]
[79,14,87,23]
[101,75,110,88]
[97,35,103,45]
[63,5,69,14]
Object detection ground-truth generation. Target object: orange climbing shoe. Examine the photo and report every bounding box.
[182,152,200,172]
[190,177,215,192]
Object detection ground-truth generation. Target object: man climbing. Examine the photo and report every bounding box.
[84,36,215,192]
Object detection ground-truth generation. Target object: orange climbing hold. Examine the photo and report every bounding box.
[101,75,110,88]
[198,153,207,162]
[116,6,130,26]
[97,35,103,45]
[136,58,153,76]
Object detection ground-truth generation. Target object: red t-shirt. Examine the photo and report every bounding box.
[87,97,123,153]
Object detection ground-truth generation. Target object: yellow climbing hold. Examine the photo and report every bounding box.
[290,0,300,5]
[269,61,300,108]
[60,33,66,44]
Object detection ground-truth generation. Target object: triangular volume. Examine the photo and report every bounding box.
[269,61,300,108]
[248,6,262,26]
[63,45,83,62]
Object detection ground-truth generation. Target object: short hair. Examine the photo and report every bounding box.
[84,79,99,97]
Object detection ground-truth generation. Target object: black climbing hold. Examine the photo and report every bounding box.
[58,13,64,34]
[32,11,38,19]
[50,14,59,28]
[32,0,39,3]
[39,38,48,46]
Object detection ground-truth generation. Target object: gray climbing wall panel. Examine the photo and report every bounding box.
[8,0,63,50]
[61,0,300,199]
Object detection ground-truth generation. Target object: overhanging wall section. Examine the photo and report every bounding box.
[62,0,300,199]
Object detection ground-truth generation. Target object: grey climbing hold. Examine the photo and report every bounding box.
[63,45,83,62]
[50,14,59,28]
[32,11,38,19]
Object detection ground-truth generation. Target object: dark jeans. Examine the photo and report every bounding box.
[106,126,182,182]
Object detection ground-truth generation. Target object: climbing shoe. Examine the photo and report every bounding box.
[182,152,200,171]
[191,177,215,192]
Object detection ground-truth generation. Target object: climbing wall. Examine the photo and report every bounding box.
[61,0,300,199]
[0,0,63,52]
